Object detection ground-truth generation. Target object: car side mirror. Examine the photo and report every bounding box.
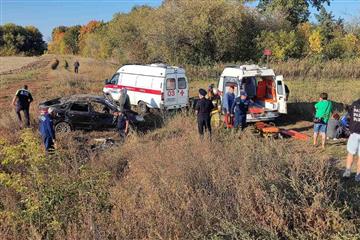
[104,79,109,85]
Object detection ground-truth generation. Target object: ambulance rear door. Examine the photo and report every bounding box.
[275,75,287,114]
[176,76,188,107]
[164,74,177,109]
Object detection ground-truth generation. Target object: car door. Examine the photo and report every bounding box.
[177,76,188,107]
[164,75,177,109]
[90,101,116,130]
[275,75,287,114]
[67,102,93,130]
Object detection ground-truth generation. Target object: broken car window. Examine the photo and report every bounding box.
[70,103,89,112]
[92,101,111,114]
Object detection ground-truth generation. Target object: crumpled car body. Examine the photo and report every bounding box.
[39,94,143,133]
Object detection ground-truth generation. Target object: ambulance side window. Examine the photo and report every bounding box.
[110,73,119,85]
[277,81,284,95]
[166,78,176,90]
[178,78,187,89]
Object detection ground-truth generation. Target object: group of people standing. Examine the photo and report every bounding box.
[195,85,250,137]
[313,93,360,181]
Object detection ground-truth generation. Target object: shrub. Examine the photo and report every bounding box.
[50,59,59,70]
[0,130,113,239]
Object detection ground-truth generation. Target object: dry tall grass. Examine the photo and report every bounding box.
[102,113,358,239]
[1,57,360,239]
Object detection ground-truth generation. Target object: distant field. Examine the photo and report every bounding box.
[0,56,40,74]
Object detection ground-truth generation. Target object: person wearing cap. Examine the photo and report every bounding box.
[39,107,56,153]
[114,110,129,143]
[195,88,214,137]
[12,85,33,128]
[231,91,250,131]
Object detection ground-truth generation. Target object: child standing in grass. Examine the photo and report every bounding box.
[343,98,360,181]
[313,92,332,149]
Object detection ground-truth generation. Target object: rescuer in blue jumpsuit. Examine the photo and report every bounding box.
[231,91,250,131]
[39,107,56,153]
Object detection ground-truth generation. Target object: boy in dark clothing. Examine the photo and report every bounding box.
[115,111,129,143]
[39,107,56,153]
[231,91,250,131]
[195,88,214,136]
[12,85,33,128]
[343,99,360,181]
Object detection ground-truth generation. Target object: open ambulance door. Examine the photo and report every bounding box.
[275,75,287,114]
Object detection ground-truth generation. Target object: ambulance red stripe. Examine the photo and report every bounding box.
[104,84,162,95]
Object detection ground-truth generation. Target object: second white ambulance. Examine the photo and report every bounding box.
[103,64,189,113]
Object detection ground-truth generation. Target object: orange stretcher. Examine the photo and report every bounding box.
[254,122,310,141]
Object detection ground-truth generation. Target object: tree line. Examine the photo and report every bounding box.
[0,23,46,56]
[3,0,360,63]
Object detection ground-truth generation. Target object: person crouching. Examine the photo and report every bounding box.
[39,107,56,153]
[231,91,250,131]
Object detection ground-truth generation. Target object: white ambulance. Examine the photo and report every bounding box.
[103,64,189,113]
[218,65,287,122]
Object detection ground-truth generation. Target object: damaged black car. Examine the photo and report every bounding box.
[39,94,143,133]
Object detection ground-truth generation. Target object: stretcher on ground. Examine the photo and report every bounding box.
[254,122,310,141]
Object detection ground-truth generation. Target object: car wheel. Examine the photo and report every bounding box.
[138,101,148,115]
[55,122,71,133]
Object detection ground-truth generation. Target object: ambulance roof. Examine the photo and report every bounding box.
[117,64,185,77]
[221,65,275,78]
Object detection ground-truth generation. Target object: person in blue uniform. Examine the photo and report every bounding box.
[231,91,250,131]
[12,85,33,128]
[195,88,214,137]
[39,107,56,153]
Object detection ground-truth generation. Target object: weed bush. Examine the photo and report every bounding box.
[50,59,59,70]
[0,130,112,239]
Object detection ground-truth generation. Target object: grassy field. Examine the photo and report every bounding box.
[0,56,39,73]
[0,56,359,239]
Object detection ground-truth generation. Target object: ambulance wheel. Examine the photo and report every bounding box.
[138,101,148,114]
[55,122,71,133]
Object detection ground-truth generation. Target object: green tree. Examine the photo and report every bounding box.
[315,6,344,44]
[0,23,45,56]
[257,30,303,60]
[258,0,330,27]
[62,25,81,54]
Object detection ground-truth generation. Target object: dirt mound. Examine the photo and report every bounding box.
[0,56,52,75]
